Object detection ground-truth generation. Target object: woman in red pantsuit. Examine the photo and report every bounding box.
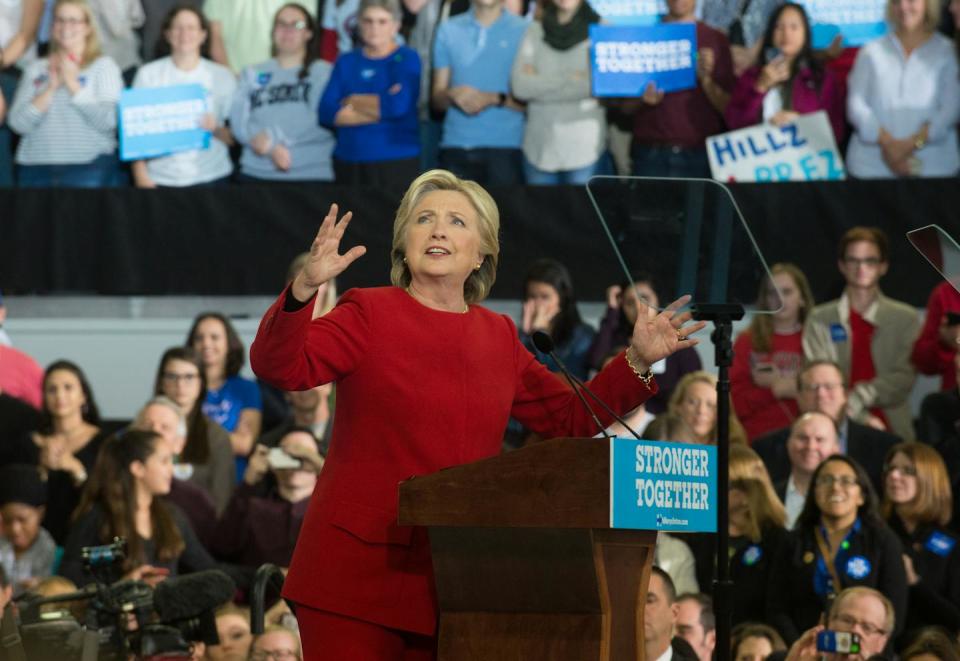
[250,169,706,660]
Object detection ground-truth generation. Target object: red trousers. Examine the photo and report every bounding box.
[295,604,436,661]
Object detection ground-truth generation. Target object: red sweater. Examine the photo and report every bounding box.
[730,329,803,442]
[250,286,655,634]
[912,280,960,390]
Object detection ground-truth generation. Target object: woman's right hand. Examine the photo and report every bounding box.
[244,445,270,485]
[755,55,789,93]
[291,203,367,302]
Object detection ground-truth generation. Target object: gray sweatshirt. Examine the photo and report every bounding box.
[230,59,335,181]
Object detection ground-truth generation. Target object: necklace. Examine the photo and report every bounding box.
[405,286,468,313]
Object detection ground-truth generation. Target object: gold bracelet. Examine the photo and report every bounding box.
[625,348,654,388]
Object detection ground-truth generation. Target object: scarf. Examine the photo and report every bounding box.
[542,1,600,51]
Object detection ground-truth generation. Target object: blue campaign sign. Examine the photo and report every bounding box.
[610,438,717,532]
[587,0,665,25]
[799,0,887,48]
[118,84,211,162]
[590,23,697,98]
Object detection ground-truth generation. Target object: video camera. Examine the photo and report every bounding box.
[0,538,235,661]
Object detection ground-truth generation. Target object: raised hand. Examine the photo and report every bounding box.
[628,294,706,371]
[291,203,367,302]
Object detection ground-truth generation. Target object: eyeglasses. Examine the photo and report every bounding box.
[883,463,917,477]
[831,613,887,637]
[54,16,87,26]
[799,382,843,393]
[250,650,299,661]
[815,475,859,489]
[842,256,882,267]
[276,19,307,30]
[161,372,199,383]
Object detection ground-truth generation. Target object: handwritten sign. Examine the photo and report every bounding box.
[798,0,887,48]
[590,23,697,97]
[706,111,846,183]
[610,438,717,532]
[587,0,666,25]
[118,84,210,162]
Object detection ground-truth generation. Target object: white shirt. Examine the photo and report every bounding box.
[652,643,674,661]
[784,474,806,530]
[132,56,237,186]
[846,32,960,178]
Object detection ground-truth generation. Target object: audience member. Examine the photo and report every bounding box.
[231,4,335,183]
[212,431,322,569]
[881,442,960,636]
[318,0,360,63]
[0,0,44,187]
[140,0,201,61]
[774,411,840,529]
[767,456,907,644]
[7,0,123,188]
[676,593,716,661]
[204,0,292,73]
[645,371,748,446]
[431,0,526,184]
[901,627,960,661]
[725,3,845,142]
[846,0,960,178]
[86,0,144,80]
[0,342,43,409]
[131,5,236,188]
[588,275,702,414]
[249,625,302,661]
[655,533,700,597]
[731,263,813,441]
[259,382,333,455]
[318,0,420,189]
[153,347,236,513]
[646,566,700,661]
[783,587,894,661]
[60,429,216,587]
[0,464,55,596]
[730,623,785,661]
[702,0,785,75]
[753,361,901,496]
[913,280,960,391]
[628,0,734,178]
[509,0,603,185]
[803,227,920,441]
[203,603,253,661]
[518,258,595,381]
[186,312,263,479]
[729,444,784,506]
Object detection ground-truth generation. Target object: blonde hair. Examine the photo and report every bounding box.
[729,444,787,527]
[881,442,953,527]
[887,0,941,32]
[51,0,102,67]
[666,371,748,445]
[252,625,302,660]
[390,169,500,304]
[730,477,786,542]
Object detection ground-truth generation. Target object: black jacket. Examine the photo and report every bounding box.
[730,525,789,626]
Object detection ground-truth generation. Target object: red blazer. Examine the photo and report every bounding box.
[912,280,960,390]
[250,286,656,635]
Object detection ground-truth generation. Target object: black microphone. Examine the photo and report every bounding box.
[153,570,236,622]
[532,331,644,441]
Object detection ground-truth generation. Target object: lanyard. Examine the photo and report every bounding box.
[814,526,845,596]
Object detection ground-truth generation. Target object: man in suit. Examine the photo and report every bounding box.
[776,411,840,528]
[753,360,901,495]
[646,567,700,661]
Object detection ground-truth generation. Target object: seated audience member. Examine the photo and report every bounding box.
[656,533,700,597]
[7,0,123,188]
[646,566,700,661]
[153,348,235,513]
[318,0,420,189]
[676,593,716,661]
[752,361,900,495]
[0,465,56,596]
[730,623,786,661]
[509,0,603,185]
[131,5,236,188]
[767,456,907,644]
[731,263,813,441]
[259,382,333,455]
[628,0,734,178]
[589,276,702,414]
[518,258,595,381]
[913,280,960,391]
[645,371,748,446]
[212,431,322,569]
[60,430,216,587]
[774,412,839,529]
[725,3,845,142]
[882,442,960,635]
[186,312,263,480]
[0,0,44,187]
[231,4,335,183]
[783,587,894,661]
[249,625,302,661]
[901,627,960,661]
[431,0,527,185]
[204,0,291,74]
[203,603,253,661]
[0,394,42,446]
[0,342,43,409]
[701,0,784,75]
[803,227,920,441]
[0,360,108,546]
[86,0,144,80]
[846,0,960,178]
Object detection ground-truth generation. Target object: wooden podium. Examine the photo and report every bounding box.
[398,436,657,661]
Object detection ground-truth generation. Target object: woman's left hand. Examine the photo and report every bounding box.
[271,144,291,171]
[628,294,705,372]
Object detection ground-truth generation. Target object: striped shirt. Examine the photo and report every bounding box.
[8,56,123,165]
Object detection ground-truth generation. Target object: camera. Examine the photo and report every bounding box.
[267,447,302,470]
[816,630,862,655]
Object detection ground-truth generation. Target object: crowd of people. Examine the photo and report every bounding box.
[0,0,959,188]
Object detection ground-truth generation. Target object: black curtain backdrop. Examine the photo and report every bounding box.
[2,178,958,307]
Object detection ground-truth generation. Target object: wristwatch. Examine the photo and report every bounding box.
[497,92,507,107]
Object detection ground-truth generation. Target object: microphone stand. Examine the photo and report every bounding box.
[691,302,743,661]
